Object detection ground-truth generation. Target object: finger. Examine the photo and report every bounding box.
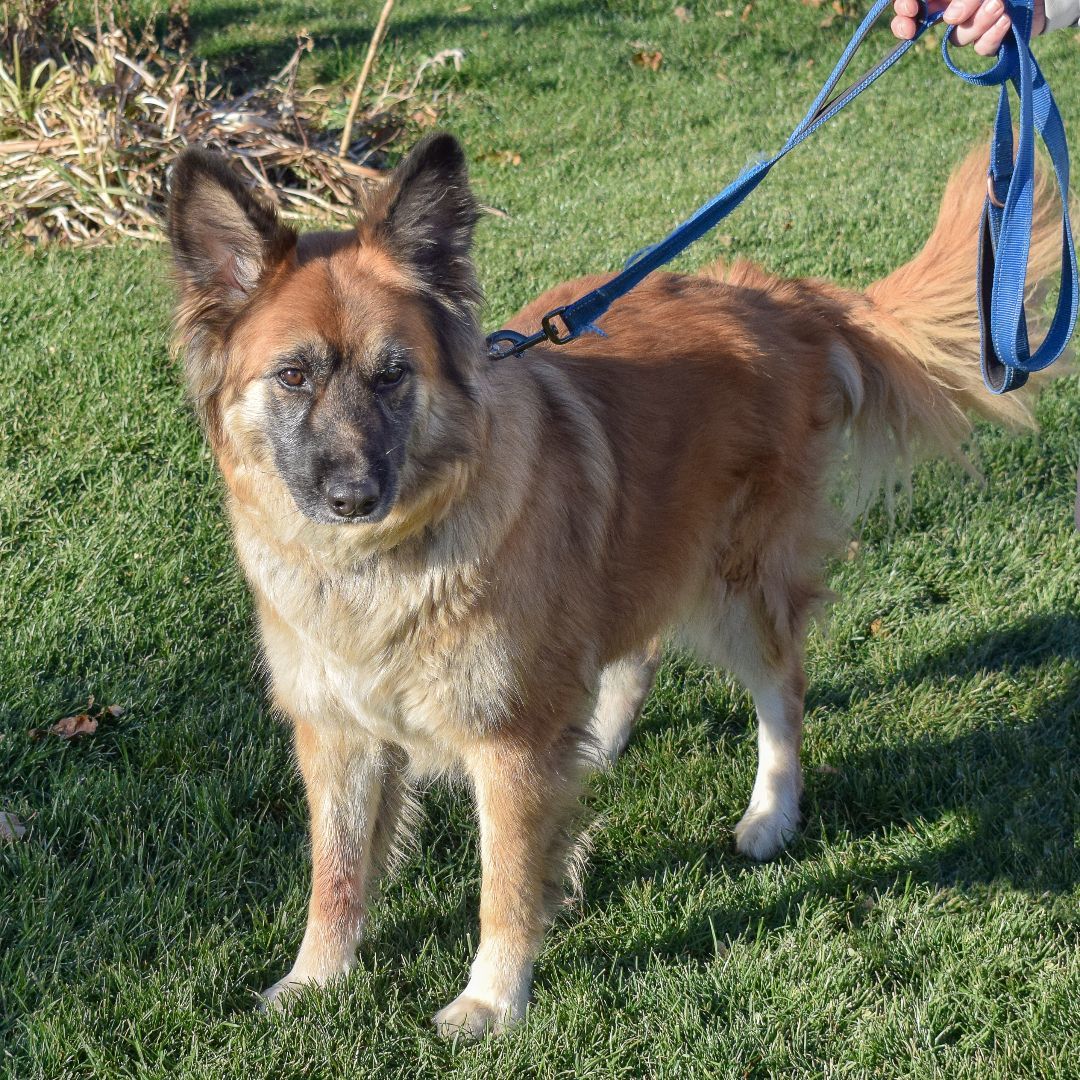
[974,13,1012,54]
[942,0,983,25]
[891,13,917,38]
[893,0,920,16]
[952,0,1004,44]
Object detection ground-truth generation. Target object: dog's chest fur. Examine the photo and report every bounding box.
[233,508,518,770]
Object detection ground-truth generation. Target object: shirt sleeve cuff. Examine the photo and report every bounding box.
[1042,0,1080,32]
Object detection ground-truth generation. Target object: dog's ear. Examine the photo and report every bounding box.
[363,132,481,310]
[168,148,296,326]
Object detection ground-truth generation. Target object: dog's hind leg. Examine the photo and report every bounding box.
[682,587,808,861]
[589,642,662,767]
[262,722,399,1007]
[731,658,806,861]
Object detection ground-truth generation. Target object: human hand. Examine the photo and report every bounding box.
[891,0,1046,56]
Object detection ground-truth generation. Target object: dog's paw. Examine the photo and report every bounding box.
[259,973,318,1012]
[734,806,798,861]
[432,992,523,1040]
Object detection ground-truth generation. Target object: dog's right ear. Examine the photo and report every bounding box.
[167,149,296,328]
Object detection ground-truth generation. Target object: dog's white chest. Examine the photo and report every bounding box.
[237,525,513,761]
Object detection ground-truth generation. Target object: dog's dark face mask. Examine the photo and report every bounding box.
[261,338,417,525]
[167,132,485,528]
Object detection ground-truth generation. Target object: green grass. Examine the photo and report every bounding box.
[2,2,1079,1077]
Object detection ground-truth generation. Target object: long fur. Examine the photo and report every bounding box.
[167,138,1064,1039]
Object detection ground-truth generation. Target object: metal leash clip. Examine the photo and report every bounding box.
[486,307,574,359]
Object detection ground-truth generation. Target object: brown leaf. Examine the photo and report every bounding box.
[869,618,886,638]
[0,811,26,842]
[631,50,663,71]
[107,704,125,718]
[740,2,753,20]
[479,150,522,167]
[819,15,836,27]
[49,714,99,739]
[673,5,693,21]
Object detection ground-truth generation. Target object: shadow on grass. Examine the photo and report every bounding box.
[12,592,1074,1014]
[574,612,1079,971]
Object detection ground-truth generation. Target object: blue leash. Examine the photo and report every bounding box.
[488,0,1078,397]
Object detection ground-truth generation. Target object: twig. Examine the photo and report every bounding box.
[338,0,395,159]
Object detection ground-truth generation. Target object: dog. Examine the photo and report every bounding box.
[167,132,1057,1037]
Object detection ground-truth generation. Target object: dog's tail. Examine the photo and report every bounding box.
[827,144,1064,509]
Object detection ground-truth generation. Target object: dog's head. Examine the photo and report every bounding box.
[168,133,484,530]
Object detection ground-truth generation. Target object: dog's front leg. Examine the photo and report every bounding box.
[434,741,578,1039]
[262,720,386,1007]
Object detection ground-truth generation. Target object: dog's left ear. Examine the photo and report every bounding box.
[363,132,481,310]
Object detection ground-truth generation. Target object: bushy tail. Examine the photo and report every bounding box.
[837,144,1065,503]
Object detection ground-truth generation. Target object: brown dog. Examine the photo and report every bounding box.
[167,133,1055,1037]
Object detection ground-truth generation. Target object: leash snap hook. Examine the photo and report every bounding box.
[986,171,1007,209]
[487,328,538,359]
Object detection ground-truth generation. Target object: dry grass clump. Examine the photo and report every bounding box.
[0,1,462,246]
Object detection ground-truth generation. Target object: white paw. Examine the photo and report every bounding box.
[734,805,799,861]
[259,976,304,1012]
[432,992,523,1040]
[259,968,336,1012]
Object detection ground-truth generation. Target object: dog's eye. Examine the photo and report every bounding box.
[376,363,407,388]
[278,368,307,388]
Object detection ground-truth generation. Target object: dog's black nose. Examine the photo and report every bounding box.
[326,477,381,519]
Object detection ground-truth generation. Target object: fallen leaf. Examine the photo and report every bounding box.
[869,618,886,638]
[673,5,693,20]
[479,149,522,166]
[820,15,836,27]
[49,713,99,738]
[631,49,663,71]
[107,704,125,718]
[0,811,26,842]
[741,2,753,20]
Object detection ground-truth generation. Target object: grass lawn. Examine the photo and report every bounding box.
[2,1,1078,1076]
